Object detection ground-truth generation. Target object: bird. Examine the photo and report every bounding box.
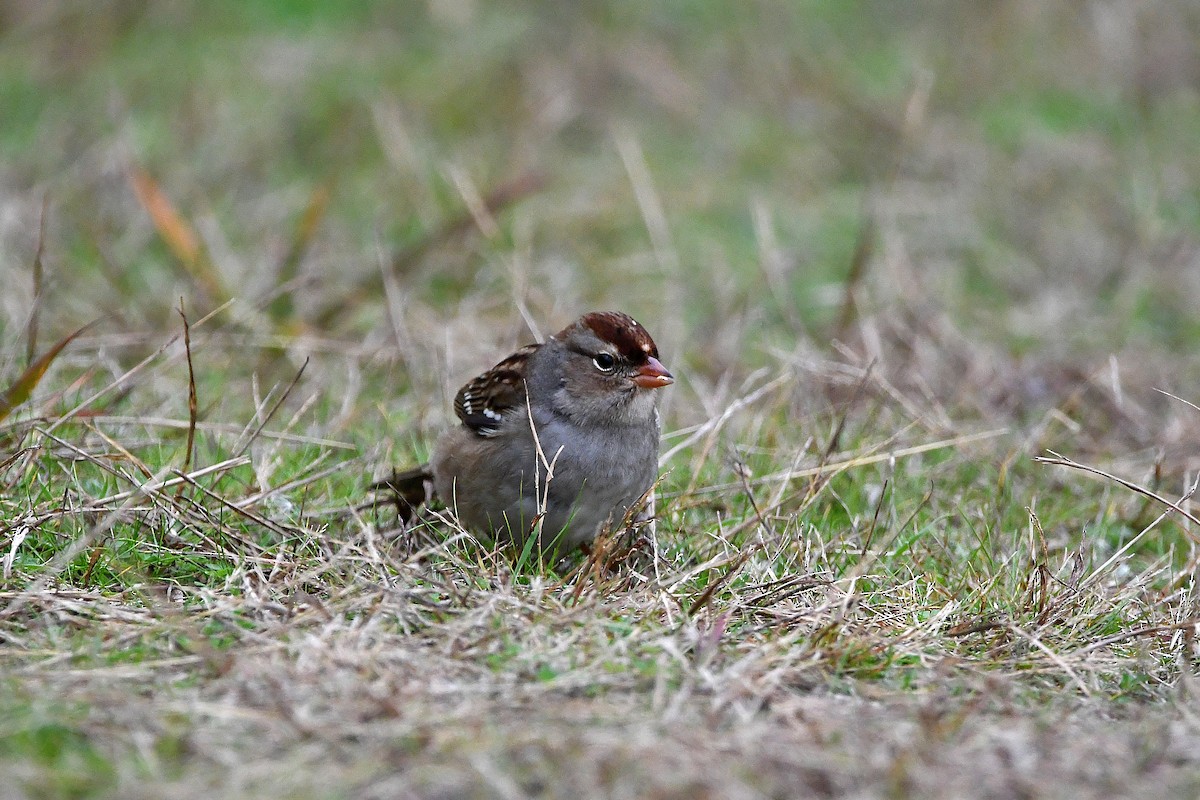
[375,311,673,554]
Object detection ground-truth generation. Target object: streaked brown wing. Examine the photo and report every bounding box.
[453,344,538,436]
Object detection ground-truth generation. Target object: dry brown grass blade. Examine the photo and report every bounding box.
[860,478,889,553]
[0,321,96,423]
[1153,388,1200,415]
[1073,618,1200,657]
[269,183,331,327]
[87,415,352,449]
[173,469,296,541]
[313,171,545,327]
[661,371,793,466]
[1026,508,1051,625]
[700,429,992,546]
[41,298,233,435]
[805,361,875,504]
[177,300,199,492]
[86,455,251,506]
[1006,623,1092,697]
[127,165,228,302]
[1035,451,1200,534]
[0,447,35,477]
[833,203,876,338]
[239,452,366,510]
[25,194,47,367]
[232,357,309,459]
[392,171,544,273]
[684,428,1007,497]
[687,547,757,617]
[86,422,154,481]
[127,165,198,262]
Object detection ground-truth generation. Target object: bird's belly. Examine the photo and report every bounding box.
[434,419,658,552]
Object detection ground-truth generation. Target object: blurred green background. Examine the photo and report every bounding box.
[3,0,1198,348]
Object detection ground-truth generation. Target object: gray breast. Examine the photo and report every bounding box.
[530,415,659,550]
[433,404,660,552]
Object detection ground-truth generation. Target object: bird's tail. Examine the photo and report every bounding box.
[370,464,435,521]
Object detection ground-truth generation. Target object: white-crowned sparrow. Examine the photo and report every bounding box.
[377,311,673,552]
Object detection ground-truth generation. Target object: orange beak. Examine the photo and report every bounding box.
[632,356,674,389]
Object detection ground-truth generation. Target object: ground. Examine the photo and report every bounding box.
[2,2,1200,798]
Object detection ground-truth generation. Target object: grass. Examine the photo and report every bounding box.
[2,0,1200,797]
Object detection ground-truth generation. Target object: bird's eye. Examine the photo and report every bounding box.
[592,353,616,372]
